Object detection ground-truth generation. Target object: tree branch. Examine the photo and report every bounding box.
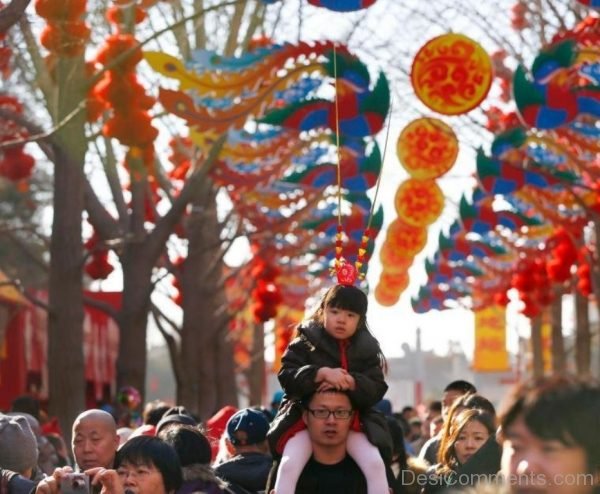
[0,0,30,34]
[145,133,227,263]
[82,295,118,319]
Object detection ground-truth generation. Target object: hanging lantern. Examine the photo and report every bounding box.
[397,117,459,179]
[374,283,400,307]
[378,270,410,294]
[385,218,428,258]
[411,33,493,115]
[394,178,445,227]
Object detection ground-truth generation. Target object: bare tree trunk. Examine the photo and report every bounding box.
[550,288,565,374]
[574,289,591,377]
[179,178,236,417]
[215,322,238,407]
[116,247,154,400]
[47,55,87,445]
[247,322,265,406]
[178,182,212,414]
[530,315,544,378]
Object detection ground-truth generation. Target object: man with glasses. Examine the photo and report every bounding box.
[267,389,391,494]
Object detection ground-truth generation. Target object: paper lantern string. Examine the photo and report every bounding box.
[331,226,374,285]
[330,44,392,286]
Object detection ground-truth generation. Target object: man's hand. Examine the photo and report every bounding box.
[35,466,74,494]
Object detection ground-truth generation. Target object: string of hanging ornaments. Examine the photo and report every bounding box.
[330,44,391,287]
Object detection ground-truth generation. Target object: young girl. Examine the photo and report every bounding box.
[268,283,391,494]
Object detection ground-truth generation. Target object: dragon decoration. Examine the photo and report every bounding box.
[407,12,600,318]
[146,36,389,370]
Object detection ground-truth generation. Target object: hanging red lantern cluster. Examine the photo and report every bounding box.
[35,0,90,57]
[250,259,282,323]
[91,2,157,170]
[84,231,115,280]
[166,255,185,306]
[0,147,35,181]
[510,1,530,31]
[492,286,511,307]
[274,323,294,365]
[0,96,35,183]
[0,2,13,77]
[170,275,182,306]
[576,247,592,296]
[511,259,551,318]
[545,228,578,283]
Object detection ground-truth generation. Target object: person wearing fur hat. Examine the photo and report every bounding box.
[0,413,39,494]
[0,413,39,479]
[214,408,272,494]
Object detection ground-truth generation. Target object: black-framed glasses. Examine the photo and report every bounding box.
[307,408,354,420]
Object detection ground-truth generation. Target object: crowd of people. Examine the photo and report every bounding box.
[2,284,600,494]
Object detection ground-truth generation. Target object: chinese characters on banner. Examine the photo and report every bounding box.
[473,305,510,372]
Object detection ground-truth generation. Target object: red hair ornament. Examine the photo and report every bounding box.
[331,226,372,286]
[335,260,359,286]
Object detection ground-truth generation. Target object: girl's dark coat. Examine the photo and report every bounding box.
[267,321,391,460]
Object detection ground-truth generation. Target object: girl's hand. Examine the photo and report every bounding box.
[316,367,345,384]
[322,368,351,389]
[342,373,356,390]
[317,380,335,392]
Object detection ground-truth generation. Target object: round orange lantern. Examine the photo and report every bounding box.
[394,179,445,227]
[379,271,410,293]
[374,283,400,307]
[397,118,458,179]
[379,241,414,273]
[411,33,493,115]
[385,218,428,257]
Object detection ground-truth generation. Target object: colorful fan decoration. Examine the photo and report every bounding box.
[513,38,600,130]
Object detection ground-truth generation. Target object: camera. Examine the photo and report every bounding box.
[60,473,90,494]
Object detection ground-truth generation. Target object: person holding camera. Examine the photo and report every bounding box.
[71,410,120,472]
[35,435,182,494]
